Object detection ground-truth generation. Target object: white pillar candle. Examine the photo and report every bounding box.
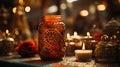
[83,32,92,39]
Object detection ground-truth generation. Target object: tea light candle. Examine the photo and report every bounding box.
[66,33,72,40]
[71,32,81,39]
[75,43,92,61]
[0,29,15,56]
[83,32,92,39]
[71,32,82,44]
[66,33,73,44]
[6,29,10,36]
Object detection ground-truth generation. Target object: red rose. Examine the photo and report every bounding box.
[16,39,38,57]
[93,32,103,42]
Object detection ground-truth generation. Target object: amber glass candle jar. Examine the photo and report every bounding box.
[38,15,65,61]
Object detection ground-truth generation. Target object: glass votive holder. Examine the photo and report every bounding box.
[0,32,15,56]
[65,42,75,56]
[75,50,92,62]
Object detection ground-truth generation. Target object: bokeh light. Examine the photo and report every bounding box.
[80,10,89,16]
[97,4,106,11]
[25,6,31,12]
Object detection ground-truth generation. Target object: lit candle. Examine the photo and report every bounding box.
[0,29,15,56]
[87,32,90,38]
[66,33,72,41]
[6,29,9,34]
[67,33,70,38]
[6,29,10,35]
[5,29,14,41]
[71,32,81,39]
[82,43,85,50]
[66,33,72,40]
[73,32,80,39]
[84,32,92,39]
[75,43,92,61]
[74,32,77,36]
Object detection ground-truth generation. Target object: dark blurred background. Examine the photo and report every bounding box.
[0,0,120,40]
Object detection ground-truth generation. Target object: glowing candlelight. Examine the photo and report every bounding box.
[67,33,70,38]
[71,31,81,39]
[66,33,72,40]
[87,32,90,36]
[83,32,92,39]
[19,0,24,5]
[75,43,92,61]
[6,29,10,35]
[74,31,78,36]
[82,43,85,50]
[6,29,9,34]
[87,32,93,38]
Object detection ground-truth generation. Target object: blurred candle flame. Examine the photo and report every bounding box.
[67,33,70,38]
[87,32,90,36]
[6,29,9,34]
[74,31,78,37]
[97,4,106,11]
[80,10,89,16]
[82,43,85,50]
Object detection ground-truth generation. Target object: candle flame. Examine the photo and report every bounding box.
[67,33,70,38]
[74,31,77,36]
[87,32,90,36]
[82,43,85,50]
[6,29,9,34]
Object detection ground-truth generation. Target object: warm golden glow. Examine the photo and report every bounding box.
[47,5,58,13]
[25,6,31,12]
[73,31,78,37]
[72,31,81,39]
[67,33,70,38]
[66,0,78,3]
[80,10,89,16]
[82,43,85,50]
[19,0,23,5]
[97,4,106,11]
[12,7,17,13]
[87,32,90,36]
[8,38,14,41]
[6,29,9,34]
[118,0,120,4]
